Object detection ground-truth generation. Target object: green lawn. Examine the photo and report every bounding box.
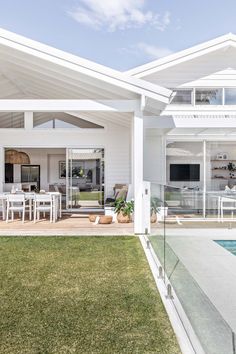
[75,191,103,201]
[0,237,181,354]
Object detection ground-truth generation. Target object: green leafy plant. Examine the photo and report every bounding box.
[114,198,134,216]
[150,197,164,215]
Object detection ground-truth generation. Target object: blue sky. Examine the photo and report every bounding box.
[0,0,236,71]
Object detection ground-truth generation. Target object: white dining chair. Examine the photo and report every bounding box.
[6,194,26,223]
[0,197,6,220]
[24,193,35,221]
[220,197,236,222]
[33,194,53,223]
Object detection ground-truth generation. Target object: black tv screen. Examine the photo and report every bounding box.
[170,164,200,181]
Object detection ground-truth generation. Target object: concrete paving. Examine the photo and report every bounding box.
[165,228,236,332]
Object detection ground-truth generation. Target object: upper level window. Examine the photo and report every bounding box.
[195,89,222,105]
[170,89,192,105]
[225,88,236,105]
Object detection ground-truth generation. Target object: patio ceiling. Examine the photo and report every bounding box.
[0,28,171,109]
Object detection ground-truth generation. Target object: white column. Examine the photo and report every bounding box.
[24,111,33,130]
[203,140,206,218]
[133,110,144,234]
[0,146,4,192]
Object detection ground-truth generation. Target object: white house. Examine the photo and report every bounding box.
[128,33,236,218]
[0,27,171,233]
[2,28,236,230]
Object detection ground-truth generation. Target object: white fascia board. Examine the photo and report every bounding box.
[0,99,140,112]
[0,28,171,104]
[171,117,236,128]
[145,115,236,129]
[162,105,236,115]
[127,33,236,78]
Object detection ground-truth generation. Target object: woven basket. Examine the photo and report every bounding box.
[99,215,112,224]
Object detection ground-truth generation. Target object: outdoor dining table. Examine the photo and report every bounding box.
[0,191,62,222]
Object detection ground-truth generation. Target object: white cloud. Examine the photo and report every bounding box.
[137,42,173,59]
[68,0,171,32]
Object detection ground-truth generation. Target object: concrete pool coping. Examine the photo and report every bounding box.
[162,228,236,333]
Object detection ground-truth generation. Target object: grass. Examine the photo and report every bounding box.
[79,191,103,201]
[71,191,103,202]
[0,237,181,354]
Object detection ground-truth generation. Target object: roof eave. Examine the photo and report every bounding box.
[127,33,236,78]
[0,27,171,104]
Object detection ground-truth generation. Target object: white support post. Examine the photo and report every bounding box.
[24,111,33,130]
[133,110,144,234]
[0,146,4,193]
[203,140,206,218]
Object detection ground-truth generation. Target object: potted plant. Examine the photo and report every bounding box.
[150,197,164,223]
[114,198,134,223]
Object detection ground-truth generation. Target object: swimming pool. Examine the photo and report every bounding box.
[215,240,236,256]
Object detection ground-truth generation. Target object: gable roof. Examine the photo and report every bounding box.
[127,33,236,80]
[0,27,171,106]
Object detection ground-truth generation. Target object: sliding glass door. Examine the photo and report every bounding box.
[66,148,104,211]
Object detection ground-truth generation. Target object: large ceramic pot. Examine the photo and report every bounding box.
[117,212,131,223]
[150,211,157,223]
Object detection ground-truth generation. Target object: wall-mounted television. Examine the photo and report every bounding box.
[170,164,200,181]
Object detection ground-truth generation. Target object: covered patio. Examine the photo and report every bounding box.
[0,28,171,234]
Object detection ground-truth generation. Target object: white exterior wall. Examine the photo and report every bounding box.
[0,121,131,198]
[144,132,166,184]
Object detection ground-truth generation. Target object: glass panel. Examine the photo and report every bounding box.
[166,141,204,217]
[67,149,104,211]
[205,141,236,219]
[195,88,222,105]
[170,89,192,104]
[34,113,103,129]
[0,112,24,128]
[225,88,236,105]
[149,182,236,354]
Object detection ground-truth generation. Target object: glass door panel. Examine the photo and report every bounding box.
[66,149,104,211]
[166,141,204,218]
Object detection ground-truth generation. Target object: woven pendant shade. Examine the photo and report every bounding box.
[5,149,30,164]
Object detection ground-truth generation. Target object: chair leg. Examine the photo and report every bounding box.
[11,210,13,221]
[6,206,9,223]
[29,201,32,221]
[22,209,25,224]
[34,208,36,223]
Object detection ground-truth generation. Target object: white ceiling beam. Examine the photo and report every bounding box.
[0,99,139,112]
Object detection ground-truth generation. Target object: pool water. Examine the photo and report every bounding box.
[215,240,236,256]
